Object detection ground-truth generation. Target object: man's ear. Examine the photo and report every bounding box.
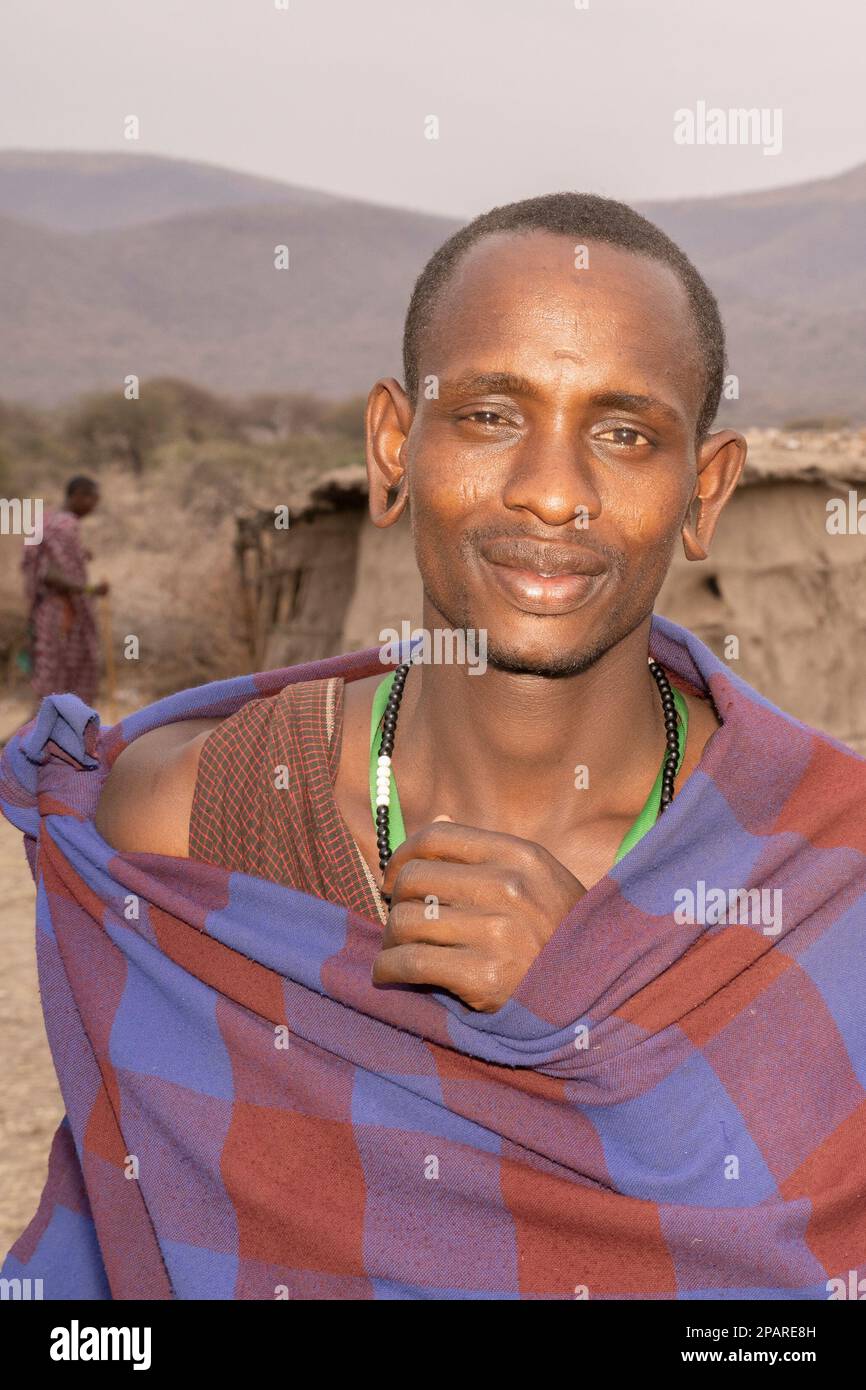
[366,377,412,528]
[682,428,747,561]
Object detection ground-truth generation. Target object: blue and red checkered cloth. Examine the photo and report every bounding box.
[2,615,865,1299]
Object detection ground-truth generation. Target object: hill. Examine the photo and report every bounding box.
[0,150,862,421]
[0,149,341,231]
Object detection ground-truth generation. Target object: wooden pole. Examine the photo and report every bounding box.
[99,590,117,717]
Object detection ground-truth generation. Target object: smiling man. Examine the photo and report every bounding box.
[96,196,744,999]
[6,193,865,1301]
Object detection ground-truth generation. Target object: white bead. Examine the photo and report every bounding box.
[376,793,390,807]
[377,755,392,767]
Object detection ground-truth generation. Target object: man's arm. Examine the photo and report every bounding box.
[94,719,223,856]
[43,566,109,596]
[42,565,84,594]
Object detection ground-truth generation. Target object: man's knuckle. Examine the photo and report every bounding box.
[472,957,504,1004]
[388,901,414,941]
[395,858,422,897]
[401,943,426,979]
[500,872,522,902]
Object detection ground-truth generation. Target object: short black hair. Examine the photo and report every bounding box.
[65,475,99,497]
[402,192,727,441]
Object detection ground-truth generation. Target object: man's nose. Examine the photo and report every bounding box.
[501,428,601,527]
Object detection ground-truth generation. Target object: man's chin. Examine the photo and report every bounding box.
[482,632,612,679]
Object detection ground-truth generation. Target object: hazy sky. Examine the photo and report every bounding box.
[2,0,863,216]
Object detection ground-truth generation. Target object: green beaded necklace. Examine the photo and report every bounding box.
[368,667,688,867]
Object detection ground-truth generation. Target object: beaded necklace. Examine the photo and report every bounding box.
[369,658,688,875]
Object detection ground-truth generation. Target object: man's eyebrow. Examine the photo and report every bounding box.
[438,373,542,399]
[589,390,683,424]
[435,377,683,424]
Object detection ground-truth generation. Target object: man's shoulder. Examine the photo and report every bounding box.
[94,717,225,856]
[46,508,76,534]
[91,673,340,856]
[92,658,385,858]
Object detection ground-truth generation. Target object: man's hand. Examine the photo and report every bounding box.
[373,818,585,1012]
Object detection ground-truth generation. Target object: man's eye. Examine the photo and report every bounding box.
[462,410,512,427]
[596,426,651,447]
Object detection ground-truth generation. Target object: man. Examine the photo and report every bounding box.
[21,475,108,709]
[96,195,739,1003]
[5,194,864,1300]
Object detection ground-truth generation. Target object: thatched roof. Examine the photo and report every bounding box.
[742,428,866,488]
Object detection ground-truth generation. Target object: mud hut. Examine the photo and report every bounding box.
[236,429,866,752]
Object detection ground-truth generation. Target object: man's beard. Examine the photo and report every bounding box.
[475,600,652,678]
[484,613,646,678]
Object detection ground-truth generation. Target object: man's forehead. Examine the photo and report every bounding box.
[421,230,702,399]
[438,229,687,308]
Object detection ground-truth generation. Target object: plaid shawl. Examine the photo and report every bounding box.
[2,614,865,1301]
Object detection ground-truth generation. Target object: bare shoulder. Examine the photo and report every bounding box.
[94,717,225,856]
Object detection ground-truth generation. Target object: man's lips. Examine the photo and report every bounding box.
[480,537,607,578]
[478,538,608,616]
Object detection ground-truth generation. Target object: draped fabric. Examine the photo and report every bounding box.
[187,674,388,923]
[2,614,865,1300]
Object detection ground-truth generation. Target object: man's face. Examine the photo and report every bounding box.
[70,489,99,517]
[401,231,709,676]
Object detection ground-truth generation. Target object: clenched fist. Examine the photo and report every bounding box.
[373,817,586,1013]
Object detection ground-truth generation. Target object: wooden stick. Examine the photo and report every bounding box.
[99,590,117,711]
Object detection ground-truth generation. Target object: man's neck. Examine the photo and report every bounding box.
[393,608,667,846]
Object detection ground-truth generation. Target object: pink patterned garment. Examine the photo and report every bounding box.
[21,508,100,705]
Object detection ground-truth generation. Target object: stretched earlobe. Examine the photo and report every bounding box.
[682,498,709,561]
[370,475,409,528]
